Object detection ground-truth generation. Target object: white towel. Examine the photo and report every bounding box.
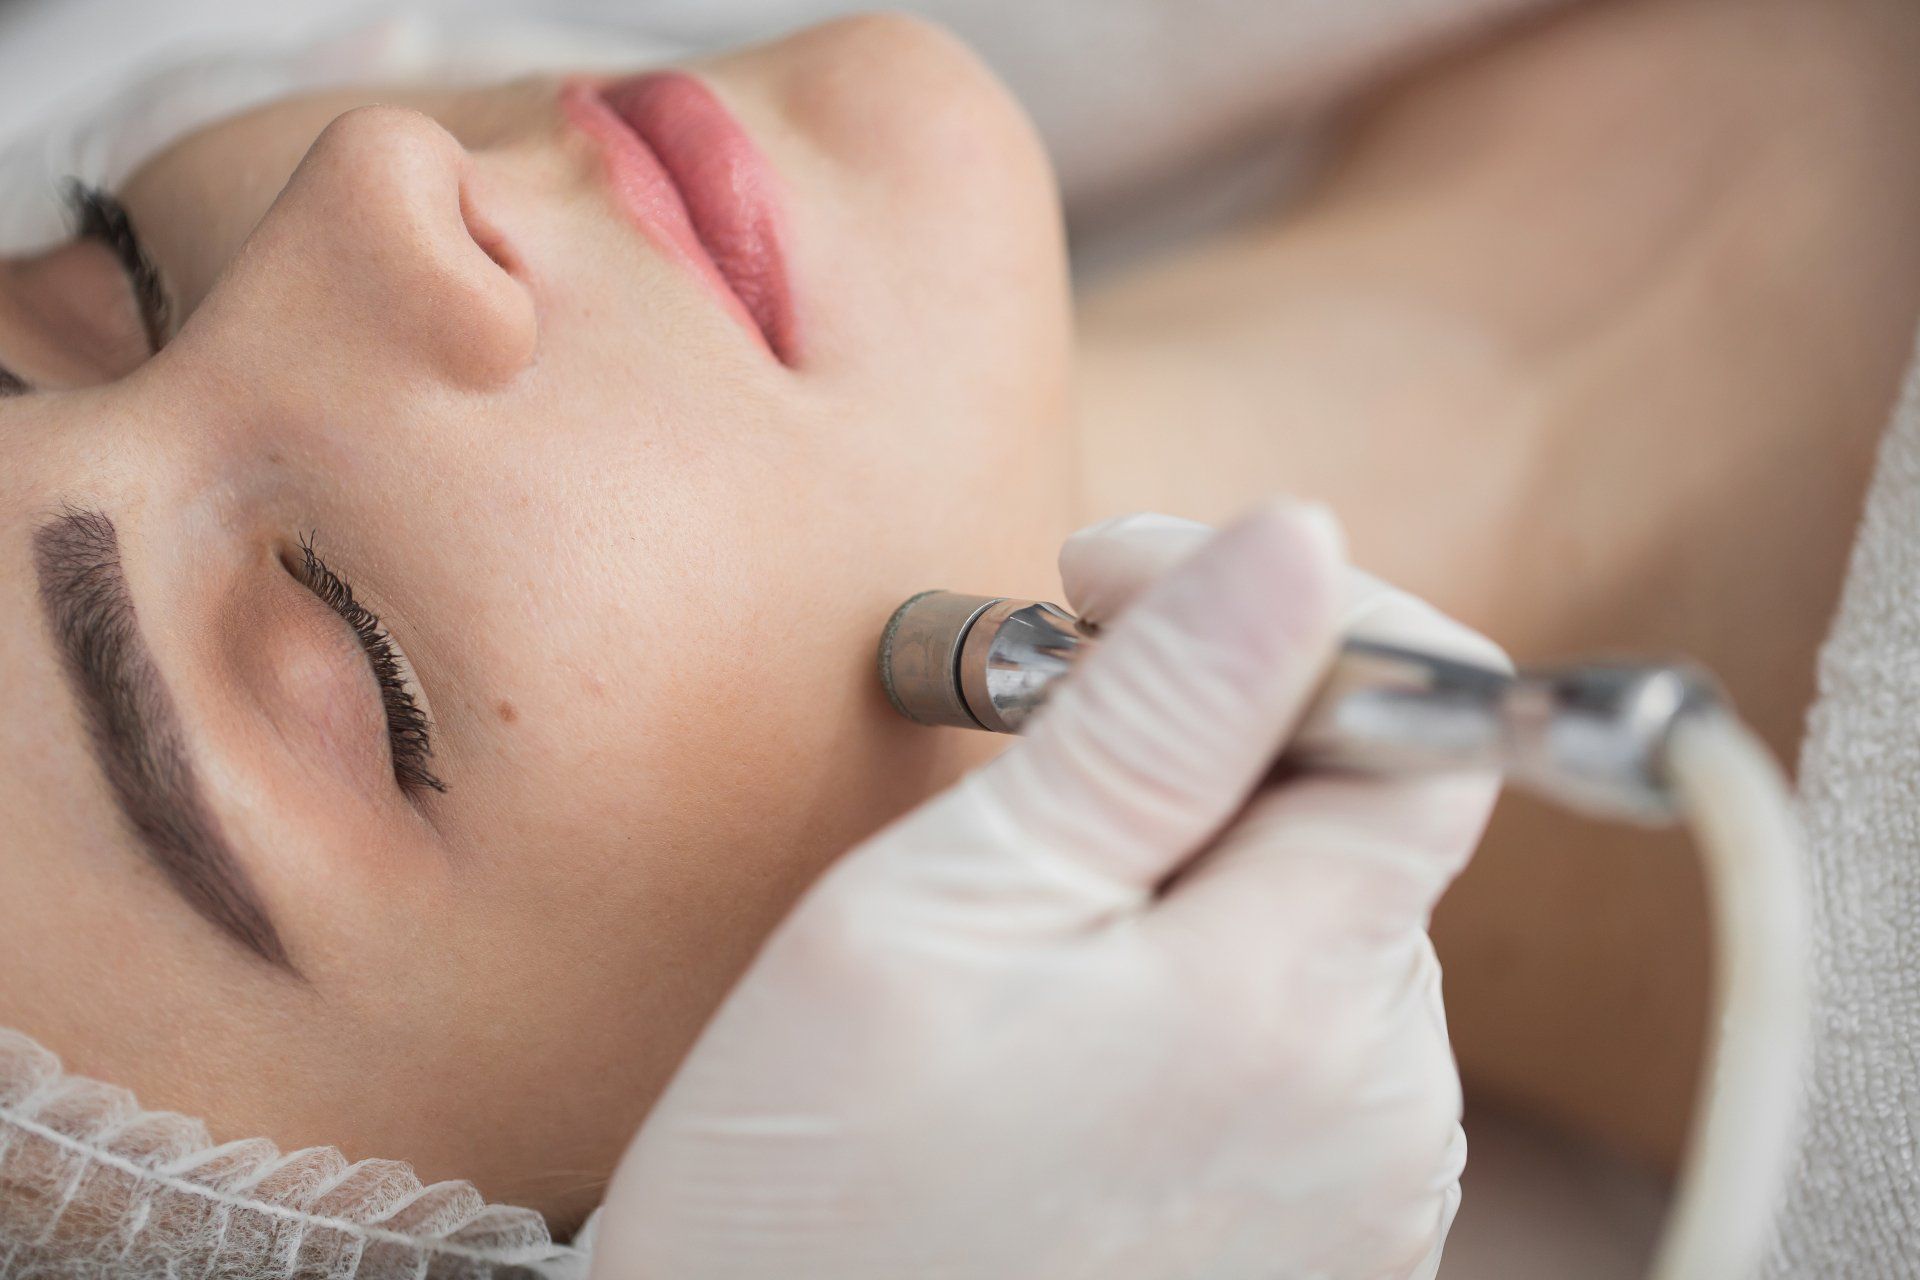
[1755,326,1920,1277]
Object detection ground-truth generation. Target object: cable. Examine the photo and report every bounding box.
[1651,713,1810,1279]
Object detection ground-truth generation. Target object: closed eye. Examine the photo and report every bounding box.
[293,536,446,796]
[64,180,173,353]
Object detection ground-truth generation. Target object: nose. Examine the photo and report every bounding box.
[219,105,536,390]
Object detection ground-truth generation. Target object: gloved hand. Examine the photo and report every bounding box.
[591,501,1506,1280]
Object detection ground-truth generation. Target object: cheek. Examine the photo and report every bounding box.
[781,124,1071,401]
[620,523,997,877]
[452,493,952,896]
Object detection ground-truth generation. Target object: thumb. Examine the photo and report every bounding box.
[1062,514,1507,672]
[1059,511,1214,625]
[971,499,1347,896]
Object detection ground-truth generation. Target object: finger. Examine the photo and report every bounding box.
[1063,514,1510,677]
[1058,511,1214,625]
[1341,570,1511,673]
[1155,584,1507,942]
[1409,1134,1467,1280]
[970,499,1348,898]
[1158,770,1502,949]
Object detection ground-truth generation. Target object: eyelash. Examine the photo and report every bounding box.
[295,536,446,796]
[64,179,172,353]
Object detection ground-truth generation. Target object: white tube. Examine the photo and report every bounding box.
[1649,713,1810,1279]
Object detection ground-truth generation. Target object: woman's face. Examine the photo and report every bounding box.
[0,15,1074,1221]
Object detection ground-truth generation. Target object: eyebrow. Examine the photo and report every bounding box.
[33,509,294,970]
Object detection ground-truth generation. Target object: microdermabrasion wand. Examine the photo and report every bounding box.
[878,590,1724,825]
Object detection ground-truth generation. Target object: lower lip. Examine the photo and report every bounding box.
[562,73,797,365]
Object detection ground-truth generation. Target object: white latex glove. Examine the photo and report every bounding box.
[592,502,1505,1280]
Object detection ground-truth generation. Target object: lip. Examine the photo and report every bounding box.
[562,73,797,364]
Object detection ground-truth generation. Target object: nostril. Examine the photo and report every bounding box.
[289,105,537,386]
[459,183,517,275]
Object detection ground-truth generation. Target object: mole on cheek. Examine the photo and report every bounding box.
[496,699,518,724]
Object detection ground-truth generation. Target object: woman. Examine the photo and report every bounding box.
[1,14,1081,1231]
[2,0,1917,1267]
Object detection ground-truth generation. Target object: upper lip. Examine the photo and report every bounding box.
[561,73,796,365]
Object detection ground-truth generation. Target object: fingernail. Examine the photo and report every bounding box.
[1343,580,1513,673]
[1068,511,1211,543]
[1283,500,1347,563]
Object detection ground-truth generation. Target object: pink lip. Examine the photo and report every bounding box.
[562,72,797,364]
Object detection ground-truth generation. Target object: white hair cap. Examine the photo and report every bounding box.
[0,1028,591,1278]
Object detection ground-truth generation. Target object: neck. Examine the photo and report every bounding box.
[1069,0,1920,759]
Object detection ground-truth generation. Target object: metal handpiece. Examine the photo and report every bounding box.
[878,591,1724,825]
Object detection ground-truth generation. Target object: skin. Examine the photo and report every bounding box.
[2,0,1918,1234]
